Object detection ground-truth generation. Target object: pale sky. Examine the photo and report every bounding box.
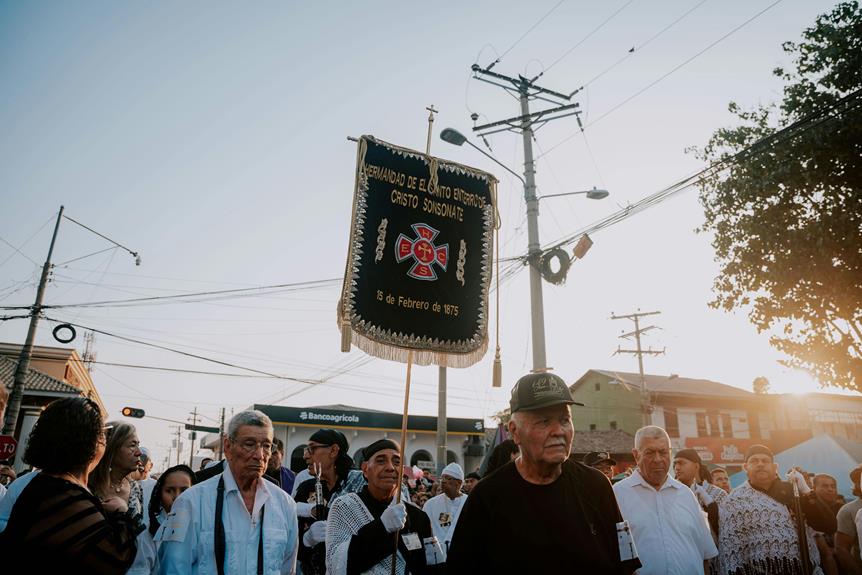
[1,0,851,470]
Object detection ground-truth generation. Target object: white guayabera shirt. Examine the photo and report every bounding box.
[157,464,298,575]
[613,469,717,575]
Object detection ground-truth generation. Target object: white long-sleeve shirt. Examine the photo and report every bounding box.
[157,463,298,575]
[422,492,466,551]
[614,469,717,575]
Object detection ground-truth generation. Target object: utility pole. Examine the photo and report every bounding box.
[3,207,64,436]
[217,407,226,461]
[425,103,449,477]
[470,66,581,372]
[170,425,183,466]
[81,330,97,375]
[188,407,198,468]
[611,310,665,426]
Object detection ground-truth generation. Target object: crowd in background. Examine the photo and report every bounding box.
[2,379,862,574]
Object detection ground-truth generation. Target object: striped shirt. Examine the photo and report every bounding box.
[0,473,140,573]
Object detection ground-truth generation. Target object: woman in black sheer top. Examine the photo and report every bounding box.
[0,397,141,573]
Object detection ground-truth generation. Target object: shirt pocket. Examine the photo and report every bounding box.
[264,528,289,574]
[199,529,215,572]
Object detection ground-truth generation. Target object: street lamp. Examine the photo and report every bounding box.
[540,187,610,201]
[441,126,609,373]
[440,128,525,185]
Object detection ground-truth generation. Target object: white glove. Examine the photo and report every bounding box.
[381,501,407,533]
[296,502,315,518]
[693,483,714,506]
[786,469,811,495]
[302,520,327,547]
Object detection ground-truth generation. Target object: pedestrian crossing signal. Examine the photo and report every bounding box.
[121,407,145,418]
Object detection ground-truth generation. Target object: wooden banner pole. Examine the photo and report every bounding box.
[392,350,414,575]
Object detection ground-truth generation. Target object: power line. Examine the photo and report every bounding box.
[484,0,567,70]
[538,0,786,159]
[536,0,637,81]
[569,0,711,99]
[0,214,55,271]
[43,317,322,384]
[0,235,38,266]
[526,86,862,260]
[0,277,341,310]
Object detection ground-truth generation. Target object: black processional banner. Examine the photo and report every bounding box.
[338,135,497,367]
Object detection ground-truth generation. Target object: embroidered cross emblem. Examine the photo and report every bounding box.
[395,223,449,281]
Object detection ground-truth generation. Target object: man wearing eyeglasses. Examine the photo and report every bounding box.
[294,429,365,575]
[157,410,299,574]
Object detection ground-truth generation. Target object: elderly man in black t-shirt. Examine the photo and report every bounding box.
[447,372,641,574]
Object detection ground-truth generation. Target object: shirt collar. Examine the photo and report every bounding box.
[222,461,270,502]
[632,468,680,491]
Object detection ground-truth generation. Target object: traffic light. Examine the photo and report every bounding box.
[121,406,145,418]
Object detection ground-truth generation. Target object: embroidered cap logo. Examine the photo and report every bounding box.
[395,223,449,281]
[531,376,564,400]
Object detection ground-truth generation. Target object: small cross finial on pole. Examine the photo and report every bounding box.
[425,105,438,155]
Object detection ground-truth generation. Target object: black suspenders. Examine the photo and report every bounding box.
[215,475,266,575]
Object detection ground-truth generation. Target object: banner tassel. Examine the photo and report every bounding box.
[340,320,352,352]
[492,181,502,388]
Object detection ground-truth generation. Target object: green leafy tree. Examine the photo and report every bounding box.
[695,2,862,391]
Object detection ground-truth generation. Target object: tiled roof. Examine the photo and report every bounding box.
[588,369,754,399]
[572,430,635,453]
[0,356,80,395]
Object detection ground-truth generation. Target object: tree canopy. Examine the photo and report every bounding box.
[695,2,862,391]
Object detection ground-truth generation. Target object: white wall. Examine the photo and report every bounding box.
[277,425,477,472]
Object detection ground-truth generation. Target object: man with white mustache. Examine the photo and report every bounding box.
[447,372,641,574]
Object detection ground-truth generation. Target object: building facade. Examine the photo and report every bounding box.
[569,369,862,476]
[203,403,486,475]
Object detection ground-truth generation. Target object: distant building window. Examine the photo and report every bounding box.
[595,382,601,391]
[708,412,721,437]
[748,411,761,439]
[609,421,618,430]
[696,413,708,437]
[721,413,733,438]
[589,424,597,431]
[664,407,680,438]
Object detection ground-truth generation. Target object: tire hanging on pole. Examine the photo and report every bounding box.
[539,248,571,285]
[52,323,77,344]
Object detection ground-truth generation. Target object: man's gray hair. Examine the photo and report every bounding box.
[227,409,273,440]
[634,425,671,450]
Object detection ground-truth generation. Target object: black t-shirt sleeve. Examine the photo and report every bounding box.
[573,461,641,575]
[445,481,489,574]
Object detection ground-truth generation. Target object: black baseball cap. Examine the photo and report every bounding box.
[583,451,617,467]
[509,372,583,413]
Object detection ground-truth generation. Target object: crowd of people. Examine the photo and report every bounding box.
[2,374,862,574]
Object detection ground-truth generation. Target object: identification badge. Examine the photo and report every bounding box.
[423,536,445,565]
[438,512,452,527]
[616,520,638,561]
[401,532,422,550]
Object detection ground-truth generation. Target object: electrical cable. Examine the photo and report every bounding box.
[569,0,711,98]
[0,277,341,310]
[539,88,862,254]
[0,235,38,267]
[538,0,785,159]
[0,213,55,270]
[43,317,322,384]
[501,87,862,272]
[536,0,637,81]
[484,0,567,70]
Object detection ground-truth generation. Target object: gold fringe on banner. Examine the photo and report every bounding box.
[338,135,497,368]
